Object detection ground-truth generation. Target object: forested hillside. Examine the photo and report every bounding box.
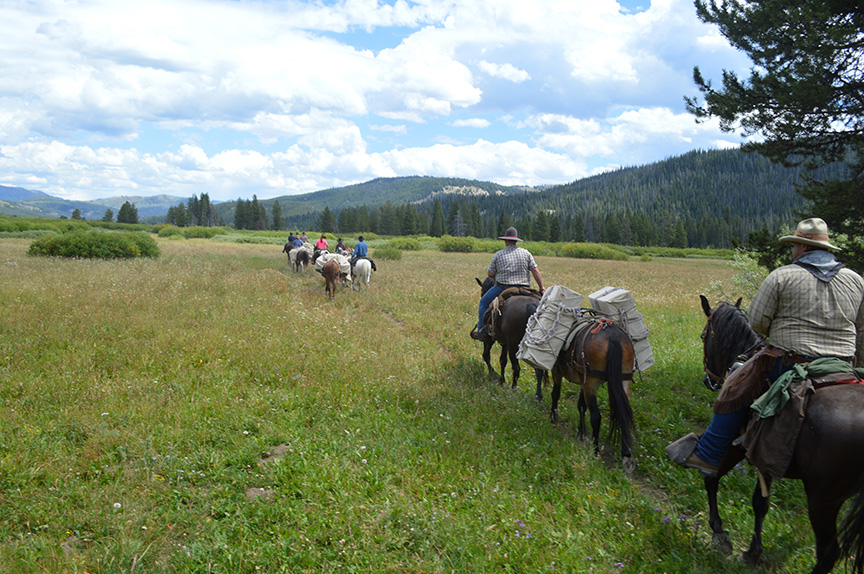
[157,148,840,248]
[249,149,834,248]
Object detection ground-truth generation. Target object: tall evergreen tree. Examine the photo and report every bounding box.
[686,0,864,268]
[534,211,550,241]
[234,198,249,230]
[496,210,512,237]
[116,201,138,224]
[429,199,445,237]
[102,208,113,223]
[318,206,337,233]
[271,200,283,231]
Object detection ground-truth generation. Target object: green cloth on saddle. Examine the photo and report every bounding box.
[750,357,862,419]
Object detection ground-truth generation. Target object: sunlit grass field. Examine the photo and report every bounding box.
[0,238,824,573]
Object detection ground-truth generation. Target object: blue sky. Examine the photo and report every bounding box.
[0,0,752,201]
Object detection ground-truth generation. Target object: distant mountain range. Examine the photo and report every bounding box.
[0,188,190,220]
[0,177,532,222]
[0,149,837,244]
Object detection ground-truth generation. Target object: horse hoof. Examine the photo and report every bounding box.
[622,457,636,474]
[712,532,732,556]
[741,548,762,566]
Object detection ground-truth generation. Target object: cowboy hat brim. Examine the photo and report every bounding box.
[779,235,841,250]
[497,235,522,241]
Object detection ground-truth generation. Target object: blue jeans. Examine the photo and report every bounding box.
[694,357,789,465]
[477,284,504,332]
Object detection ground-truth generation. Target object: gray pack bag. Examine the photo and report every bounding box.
[517,285,584,371]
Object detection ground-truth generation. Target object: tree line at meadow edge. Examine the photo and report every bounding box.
[156,148,827,250]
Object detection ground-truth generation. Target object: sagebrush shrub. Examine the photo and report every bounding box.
[560,242,629,261]
[385,237,421,251]
[437,235,475,252]
[28,230,160,259]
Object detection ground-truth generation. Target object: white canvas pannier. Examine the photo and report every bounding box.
[516,285,585,371]
[587,286,654,372]
[315,252,351,278]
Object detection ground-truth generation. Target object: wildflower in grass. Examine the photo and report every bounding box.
[662,517,671,525]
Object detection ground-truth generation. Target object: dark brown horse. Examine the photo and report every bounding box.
[476,277,546,397]
[323,260,340,299]
[551,316,636,472]
[698,295,864,573]
[294,248,309,272]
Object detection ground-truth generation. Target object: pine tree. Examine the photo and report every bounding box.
[102,208,113,223]
[429,199,445,237]
[318,207,337,233]
[116,201,138,224]
[687,0,864,268]
[534,211,550,242]
[271,200,283,231]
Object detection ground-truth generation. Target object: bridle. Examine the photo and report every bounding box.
[700,305,764,392]
[701,315,726,391]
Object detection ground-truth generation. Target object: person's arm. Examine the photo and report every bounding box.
[748,273,778,337]
[531,267,545,293]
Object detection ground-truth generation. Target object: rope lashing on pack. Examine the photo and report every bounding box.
[520,302,586,349]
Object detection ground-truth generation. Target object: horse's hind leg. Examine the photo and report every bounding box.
[533,368,545,401]
[584,385,602,455]
[482,341,497,380]
[577,389,588,439]
[508,347,521,389]
[498,345,508,386]
[807,495,844,574]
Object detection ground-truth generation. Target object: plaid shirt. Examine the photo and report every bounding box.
[748,261,864,363]
[488,245,538,287]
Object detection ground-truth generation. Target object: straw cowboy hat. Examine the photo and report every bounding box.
[498,227,523,242]
[779,217,841,251]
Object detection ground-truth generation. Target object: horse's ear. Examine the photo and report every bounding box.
[476,278,482,286]
[700,294,712,317]
[734,297,742,309]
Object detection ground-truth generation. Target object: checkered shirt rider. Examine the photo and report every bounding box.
[488,245,537,287]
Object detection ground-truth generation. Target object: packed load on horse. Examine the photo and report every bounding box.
[516,285,653,374]
[476,278,638,472]
[286,241,314,270]
[315,252,351,282]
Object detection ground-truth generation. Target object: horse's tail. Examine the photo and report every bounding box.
[605,330,634,453]
[840,478,864,573]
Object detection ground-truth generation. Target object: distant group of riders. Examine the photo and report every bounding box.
[282,231,376,274]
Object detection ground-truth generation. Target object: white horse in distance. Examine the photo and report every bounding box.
[352,259,373,290]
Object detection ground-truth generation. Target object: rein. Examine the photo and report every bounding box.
[701,305,765,390]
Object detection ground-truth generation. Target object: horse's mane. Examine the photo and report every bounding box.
[711,302,764,366]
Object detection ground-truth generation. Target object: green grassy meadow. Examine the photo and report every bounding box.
[0,238,823,572]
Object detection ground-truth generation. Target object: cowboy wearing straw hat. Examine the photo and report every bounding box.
[669,217,864,476]
[471,227,545,341]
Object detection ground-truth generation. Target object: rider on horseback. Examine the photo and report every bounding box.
[350,236,377,272]
[670,218,864,476]
[471,227,545,342]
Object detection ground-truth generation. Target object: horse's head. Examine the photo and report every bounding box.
[699,295,762,391]
[476,276,495,297]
